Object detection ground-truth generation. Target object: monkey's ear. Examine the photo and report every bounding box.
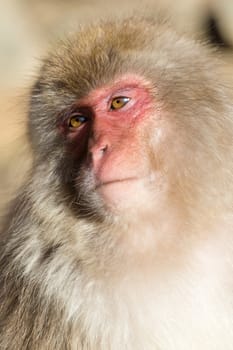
[204,12,231,49]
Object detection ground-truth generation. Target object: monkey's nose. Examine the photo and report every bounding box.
[88,139,109,169]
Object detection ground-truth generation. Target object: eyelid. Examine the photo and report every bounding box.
[108,85,137,110]
[58,108,90,132]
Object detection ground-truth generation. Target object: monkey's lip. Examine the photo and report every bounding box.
[95,176,148,205]
[95,177,140,189]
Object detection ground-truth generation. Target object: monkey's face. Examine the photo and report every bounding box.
[28,19,231,227]
[58,74,161,214]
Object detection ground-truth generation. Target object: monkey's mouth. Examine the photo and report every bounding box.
[95,177,147,206]
[95,177,140,189]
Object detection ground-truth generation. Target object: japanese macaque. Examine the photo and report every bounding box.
[0,16,233,350]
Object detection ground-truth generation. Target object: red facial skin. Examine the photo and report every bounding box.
[63,75,156,205]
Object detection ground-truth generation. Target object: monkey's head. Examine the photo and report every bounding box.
[28,17,232,232]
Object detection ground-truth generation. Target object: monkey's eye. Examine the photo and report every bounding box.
[111,96,130,110]
[68,114,88,128]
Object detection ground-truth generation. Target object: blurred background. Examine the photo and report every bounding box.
[0,0,233,215]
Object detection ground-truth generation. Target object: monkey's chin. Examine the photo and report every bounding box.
[96,178,152,212]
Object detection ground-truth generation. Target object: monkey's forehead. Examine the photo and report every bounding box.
[33,17,214,101]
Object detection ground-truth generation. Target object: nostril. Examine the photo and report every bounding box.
[100,144,108,153]
[88,141,109,167]
[94,143,108,158]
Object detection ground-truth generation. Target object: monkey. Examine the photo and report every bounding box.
[0,16,233,350]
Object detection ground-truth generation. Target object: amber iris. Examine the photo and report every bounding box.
[111,96,130,110]
[69,114,88,128]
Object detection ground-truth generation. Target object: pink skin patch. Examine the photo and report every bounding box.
[62,74,156,206]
